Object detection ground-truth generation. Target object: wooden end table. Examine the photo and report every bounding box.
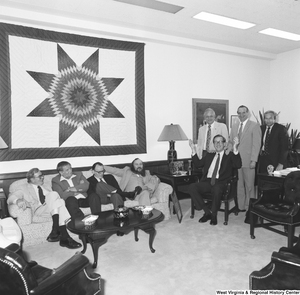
[155,170,202,223]
[66,209,164,268]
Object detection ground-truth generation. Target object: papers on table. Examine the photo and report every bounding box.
[273,167,300,176]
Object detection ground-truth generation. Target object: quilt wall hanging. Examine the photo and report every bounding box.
[0,23,146,161]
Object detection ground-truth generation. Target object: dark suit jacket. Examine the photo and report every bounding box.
[52,171,89,200]
[192,151,242,182]
[87,175,132,200]
[259,123,289,172]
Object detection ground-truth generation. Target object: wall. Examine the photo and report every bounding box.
[270,48,300,128]
[0,15,271,174]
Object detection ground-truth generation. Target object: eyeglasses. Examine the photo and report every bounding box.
[94,169,105,174]
[34,174,44,179]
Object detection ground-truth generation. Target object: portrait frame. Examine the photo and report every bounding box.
[192,98,229,142]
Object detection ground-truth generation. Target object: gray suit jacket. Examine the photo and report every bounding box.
[229,119,261,167]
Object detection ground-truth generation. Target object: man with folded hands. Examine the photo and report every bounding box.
[7,168,81,249]
[187,135,242,225]
[52,161,102,222]
[87,162,138,210]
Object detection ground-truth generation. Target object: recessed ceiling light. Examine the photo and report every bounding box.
[113,0,183,14]
[193,12,255,30]
[259,28,300,41]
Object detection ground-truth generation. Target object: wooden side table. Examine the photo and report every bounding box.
[155,170,202,223]
[0,188,8,218]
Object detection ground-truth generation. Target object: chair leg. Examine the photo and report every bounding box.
[190,199,195,219]
[250,211,255,240]
[223,201,229,225]
[288,225,296,248]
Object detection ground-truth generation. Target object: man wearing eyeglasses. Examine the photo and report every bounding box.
[87,162,136,210]
[7,168,81,249]
[188,135,242,225]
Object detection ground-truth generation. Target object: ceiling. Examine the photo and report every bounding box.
[1,0,300,55]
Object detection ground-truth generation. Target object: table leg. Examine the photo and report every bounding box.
[134,228,139,242]
[79,234,87,254]
[143,226,156,253]
[89,237,109,268]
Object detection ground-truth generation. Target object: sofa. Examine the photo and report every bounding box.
[7,170,172,247]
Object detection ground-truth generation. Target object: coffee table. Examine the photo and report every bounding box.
[66,208,164,268]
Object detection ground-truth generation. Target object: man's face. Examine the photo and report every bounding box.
[237,107,248,122]
[93,164,105,178]
[30,170,44,186]
[264,113,276,127]
[133,159,144,174]
[60,164,73,179]
[213,137,226,153]
[204,111,215,125]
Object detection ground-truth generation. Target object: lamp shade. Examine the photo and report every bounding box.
[0,136,8,149]
[157,124,188,142]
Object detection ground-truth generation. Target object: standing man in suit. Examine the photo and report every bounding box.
[196,108,228,159]
[52,161,102,220]
[229,105,261,211]
[7,168,81,249]
[87,162,138,210]
[188,135,242,225]
[259,110,289,173]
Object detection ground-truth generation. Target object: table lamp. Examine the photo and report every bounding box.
[157,123,188,162]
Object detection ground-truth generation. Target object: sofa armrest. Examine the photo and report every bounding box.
[8,204,32,226]
[153,183,173,203]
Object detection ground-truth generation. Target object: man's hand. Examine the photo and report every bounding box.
[189,139,197,155]
[16,199,27,210]
[135,186,142,195]
[67,187,77,192]
[127,191,136,200]
[250,161,256,169]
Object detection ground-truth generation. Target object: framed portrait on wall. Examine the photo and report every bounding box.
[192,98,229,142]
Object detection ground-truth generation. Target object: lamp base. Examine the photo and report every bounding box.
[167,141,177,162]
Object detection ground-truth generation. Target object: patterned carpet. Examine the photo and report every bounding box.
[23,199,290,295]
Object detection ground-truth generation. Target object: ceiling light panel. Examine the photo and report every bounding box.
[259,28,300,41]
[193,12,256,30]
[113,0,184,14]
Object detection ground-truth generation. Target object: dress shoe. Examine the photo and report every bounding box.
[46,230,60,242]
[199,214,212,223]
[59,237,82,249]
[210,216,218,225]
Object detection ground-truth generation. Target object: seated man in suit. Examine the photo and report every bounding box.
[188,135,242,225]
[7,168,81,249]
[104,158,160,206]
[52,161,102,221]
[87,162,138,210]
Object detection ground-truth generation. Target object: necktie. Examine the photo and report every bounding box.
[238,122,243,141]
[38,186,45,204]
[264,127,270,153]
[211,153,220,186]
[206,124,211,151]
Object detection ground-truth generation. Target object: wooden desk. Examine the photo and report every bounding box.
[257,173,286,194]
[155,170,202,223]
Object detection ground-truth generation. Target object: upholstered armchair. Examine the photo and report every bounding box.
[250,241,300,290]
[0,243,101,295]
[250,170,300,247]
